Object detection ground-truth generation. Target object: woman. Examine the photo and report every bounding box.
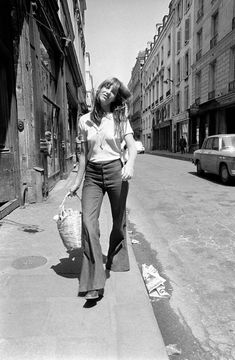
[69,77,137,301]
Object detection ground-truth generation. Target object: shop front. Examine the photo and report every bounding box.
[0,0,20,218]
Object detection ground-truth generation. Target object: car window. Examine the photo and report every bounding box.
[205,138,213,149]
[201,139,207,149]
[221,136,235,149]
[212,137,219,150]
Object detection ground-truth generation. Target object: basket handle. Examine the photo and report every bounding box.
[59,193,81,210]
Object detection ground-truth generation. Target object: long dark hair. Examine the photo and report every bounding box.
[91,77,131,125]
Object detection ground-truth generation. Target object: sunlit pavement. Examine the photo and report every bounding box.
[0,171,168,360]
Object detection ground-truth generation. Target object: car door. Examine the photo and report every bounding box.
[200,138,213,171]
[206,137,219,173]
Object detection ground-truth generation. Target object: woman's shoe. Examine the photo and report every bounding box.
[85,290,99,300]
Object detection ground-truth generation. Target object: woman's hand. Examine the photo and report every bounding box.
[122,134,137,181]
[122,163,134,181]
[68,184,80,197]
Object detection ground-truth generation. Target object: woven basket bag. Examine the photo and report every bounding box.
[55,193,82,251]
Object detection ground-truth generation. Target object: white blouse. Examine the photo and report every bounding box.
[78,112,133,163]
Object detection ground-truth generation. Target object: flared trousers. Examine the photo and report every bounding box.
[79,159,130,293]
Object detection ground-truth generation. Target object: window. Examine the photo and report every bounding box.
[197,0,204,21]
[212,11,219,38]
[184,51,190,77]
[176,92,181,113]
[177,60,181,83]
[168,34,171,56]
[205,137,213,149]
[177,0,183,23]
[196,29,203,60]
[40,40,56,98]
[212,137,219,150]
[197,29,202,51]
[210,11,218,48]
[185,17,190,43]
[156,53,160,70]
[160,74,164,97]
[184,85,189,110]
[230,47,235,80]
[195,71,201,99]
[161,46,164,64]
[177,30,181,53]
[185,0,191,13]
[156,80,159,100]
[167,67,171,87]
[209,61,216,92]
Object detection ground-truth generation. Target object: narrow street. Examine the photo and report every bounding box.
[127,154,235,360]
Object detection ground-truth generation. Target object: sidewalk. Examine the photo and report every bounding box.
[146,150,193,162]
[0,171,168,360]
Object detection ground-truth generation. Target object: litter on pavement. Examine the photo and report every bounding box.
[166,343,182,356]
[131,238,140,244]
[142,264,170,299]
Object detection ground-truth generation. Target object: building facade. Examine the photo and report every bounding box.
[0,0,87,219]
[189,0,235,150]
[128,51,145,141]
[128,0,235,154]
[85,51,95,112]
[172,0,194,152]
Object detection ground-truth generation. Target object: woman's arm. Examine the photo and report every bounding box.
[70,142,88,195]
[122,133,137,181]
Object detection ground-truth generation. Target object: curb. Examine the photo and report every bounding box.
[146,151,193,162]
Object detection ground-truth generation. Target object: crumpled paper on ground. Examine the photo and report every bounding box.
[166,344,182,356]
[131,238,140,244]
[142,264,170,298]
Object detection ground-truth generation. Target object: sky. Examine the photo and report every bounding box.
[85,0,170,89]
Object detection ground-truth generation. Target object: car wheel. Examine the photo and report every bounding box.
[220,164,231,184]
[196,161,204,176]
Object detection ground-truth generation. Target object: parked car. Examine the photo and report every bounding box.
[135,140,145,154]
[192,134,235,184]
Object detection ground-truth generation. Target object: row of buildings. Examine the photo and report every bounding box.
[0,0,94,219]
[128,0,235,153]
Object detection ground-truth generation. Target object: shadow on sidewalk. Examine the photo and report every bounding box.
[51,248,83,278]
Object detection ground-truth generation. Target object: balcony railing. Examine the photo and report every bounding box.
[229,80,235,92]
[208,90,215,100]
[196,49,202,61]
[210,34,218,49]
